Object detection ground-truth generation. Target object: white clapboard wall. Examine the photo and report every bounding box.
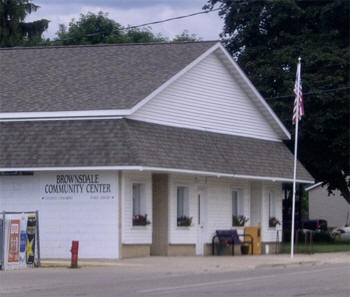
[129,51,280,142]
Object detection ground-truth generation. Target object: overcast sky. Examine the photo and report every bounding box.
[27,0,224,40]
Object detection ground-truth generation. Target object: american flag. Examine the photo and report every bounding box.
[292,60,305,125]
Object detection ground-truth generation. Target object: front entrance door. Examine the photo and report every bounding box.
[196,188,207,255]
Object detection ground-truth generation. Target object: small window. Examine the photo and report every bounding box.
[132,183,148,226]
[232,191,239,217]
[177,186,190,226]
[268,191,275,219]
[232,189,245,226]
[268,191,280,228]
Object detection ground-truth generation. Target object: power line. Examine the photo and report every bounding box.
[265,86,350,100]
[124,8,221,31]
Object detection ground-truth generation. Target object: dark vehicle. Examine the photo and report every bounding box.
[302,219,328,232]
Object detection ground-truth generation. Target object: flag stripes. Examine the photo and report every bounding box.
[292,60,305,124]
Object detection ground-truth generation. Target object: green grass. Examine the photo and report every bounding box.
[281,240,350,254]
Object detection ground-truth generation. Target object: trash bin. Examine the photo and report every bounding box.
[241,244,249,255]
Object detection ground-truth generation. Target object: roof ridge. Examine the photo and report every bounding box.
[0,40,219,51]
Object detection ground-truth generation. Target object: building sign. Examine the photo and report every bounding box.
[41,173,115,201]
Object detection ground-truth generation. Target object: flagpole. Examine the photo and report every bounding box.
[291,57,301,259]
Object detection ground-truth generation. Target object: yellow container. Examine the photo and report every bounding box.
[244,226,262,255]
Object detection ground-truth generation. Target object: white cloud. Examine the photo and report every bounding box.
[26,1,223,40]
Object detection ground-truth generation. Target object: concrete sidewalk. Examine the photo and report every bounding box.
[41,252,350,273]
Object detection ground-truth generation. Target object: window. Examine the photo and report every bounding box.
[132,183,147,226]
[268,191,275,219]
[232,190,239,217]
[268,191,279,228]
[232,189,245,226]
[198,194,201,225]
[177,186,190,226]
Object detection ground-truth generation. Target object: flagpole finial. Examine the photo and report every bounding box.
[298,57,302,62]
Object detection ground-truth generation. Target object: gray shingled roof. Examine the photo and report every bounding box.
[0,119,313,181]
[0,41,217,113]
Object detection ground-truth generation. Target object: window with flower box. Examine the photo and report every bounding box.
[132,183,149,226]
[268,191,275,219]
[232,189,246,226]
[268,191,280,228]
[177,186,191,227]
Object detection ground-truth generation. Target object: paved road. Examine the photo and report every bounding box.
[1,263,349,297]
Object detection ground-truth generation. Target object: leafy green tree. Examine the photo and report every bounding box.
[124,28,166,43]
[173,30,201,42]
[0,0,48,46]
[55,12,166,45]
[205,0,350,203]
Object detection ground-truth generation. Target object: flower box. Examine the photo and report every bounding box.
[133,214,151,226]
[177,216,192,227]
[232,215,249,227]
[269,217,280,228]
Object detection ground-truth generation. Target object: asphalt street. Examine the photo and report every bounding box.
[1,263,349,297]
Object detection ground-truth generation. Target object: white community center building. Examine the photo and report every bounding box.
[0,41,313,259]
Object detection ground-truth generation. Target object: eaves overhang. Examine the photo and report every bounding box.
[0,165,314,184]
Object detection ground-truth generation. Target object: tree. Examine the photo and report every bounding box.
[205,0,350,203]
[55,12,166,45]
[0,0,48,46]
[173,30,201,42]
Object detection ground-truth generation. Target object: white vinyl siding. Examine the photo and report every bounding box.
[129,52,280,141]
[168,174,251,245]
[168,174,283,245]
[0,171,119,259]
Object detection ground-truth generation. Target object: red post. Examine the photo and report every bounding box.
[70,241,79,268]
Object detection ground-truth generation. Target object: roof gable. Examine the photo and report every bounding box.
[129,45,289,141]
